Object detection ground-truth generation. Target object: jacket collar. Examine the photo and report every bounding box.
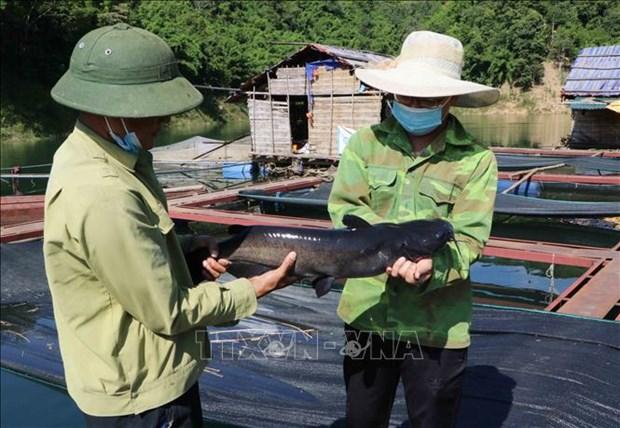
[373,114,475,158]
[74,120,140,171]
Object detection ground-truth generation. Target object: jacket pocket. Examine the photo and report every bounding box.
[368,166,398,217]
[418,177,459,218]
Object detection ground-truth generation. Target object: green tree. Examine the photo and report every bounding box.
[133,0,208,80]
[2,0,618,136]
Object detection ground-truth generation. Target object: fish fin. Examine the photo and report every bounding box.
[312,276,335,298]
[342,215,372,229]
[228,225,250,235]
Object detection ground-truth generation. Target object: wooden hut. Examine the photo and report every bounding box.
[562,45,620,149]
[231,43,390,161]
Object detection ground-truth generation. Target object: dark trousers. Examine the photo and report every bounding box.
[343,326,467,428]
[83,383,202,428]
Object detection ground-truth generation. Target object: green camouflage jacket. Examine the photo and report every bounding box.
[328,115,497,349]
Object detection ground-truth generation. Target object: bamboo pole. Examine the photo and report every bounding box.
[329,69,334,156]
[251,85,256,152]
[285,69,292,153]
[502,163,566,194]
[267,73,275,153]
[507,163,566,179]
[351,72,356,127]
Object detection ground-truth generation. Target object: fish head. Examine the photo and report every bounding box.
[399,219,454,257]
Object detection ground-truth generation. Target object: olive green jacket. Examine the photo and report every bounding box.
[43,122,257,416]
[328,115,497,349]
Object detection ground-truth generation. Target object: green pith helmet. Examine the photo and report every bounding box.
[51,23,203,118]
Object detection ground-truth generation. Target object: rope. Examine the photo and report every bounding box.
[0,163,52,171]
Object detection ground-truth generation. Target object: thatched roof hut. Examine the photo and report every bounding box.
[562,45,620,149]
[231,43,390,161]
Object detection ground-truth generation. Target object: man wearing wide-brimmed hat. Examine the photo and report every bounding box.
[328,31,499,427]
[44,24,295,427]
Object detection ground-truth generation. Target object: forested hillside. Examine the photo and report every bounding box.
[1,0,618,138]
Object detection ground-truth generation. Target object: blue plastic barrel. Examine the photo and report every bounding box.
[222,163,264,179]
[497,179,541,197]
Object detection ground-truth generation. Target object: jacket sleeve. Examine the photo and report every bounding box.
[328,132,384,227]
[78,187,257,336]
[425,150,498,293]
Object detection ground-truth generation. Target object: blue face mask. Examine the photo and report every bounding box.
[389,100,447,136]
[104,117,142,154]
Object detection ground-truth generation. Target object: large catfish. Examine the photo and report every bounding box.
[186,215,454,297]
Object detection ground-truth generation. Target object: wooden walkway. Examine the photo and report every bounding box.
[2,177,618,320]
[490,147,620,158]
[498,171,620,185]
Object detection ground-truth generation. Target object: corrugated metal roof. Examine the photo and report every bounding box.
[563,45,620,97]
[309,43,391,67]
[234,43,391,96]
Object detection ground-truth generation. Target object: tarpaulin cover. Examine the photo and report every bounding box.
[305,59,342,105]
[496,154,620,174]
[1,241,619,427]
[305,59,341,82]
[239,183,620,217]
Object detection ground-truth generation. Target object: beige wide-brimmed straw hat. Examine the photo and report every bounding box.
[356,31,500,107]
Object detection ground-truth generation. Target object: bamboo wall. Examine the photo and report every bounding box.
[269,66,361,96]
[269,67,306,95]
[308,95,382,157]
[247,99,292,155]
[569,109,620,149]
[312,67,360,95]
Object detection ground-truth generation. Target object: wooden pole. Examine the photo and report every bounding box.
[502,163,566,194]
[507,163,566,179]
[251,86,256,153]
[351,71,355,128]
[285,69,292,154]
[329,69,334,156]
[267,73,275,153]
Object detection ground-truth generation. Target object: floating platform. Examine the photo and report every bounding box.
[490,146,620,158]
[236,181,620,217]
[495,153,620,173]
[2,177,617,320]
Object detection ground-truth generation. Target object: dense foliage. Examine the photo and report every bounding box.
[1,0,618,133]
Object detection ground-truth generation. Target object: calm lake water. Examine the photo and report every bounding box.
[455,112,572,149]
[0,119,250,195]
[0,368,238,428]
[1,112,571,171]
[1,112,572,195]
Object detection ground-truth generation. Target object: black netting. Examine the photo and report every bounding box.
[2,241,619,427]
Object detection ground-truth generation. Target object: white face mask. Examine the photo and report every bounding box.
[104,117,142,154]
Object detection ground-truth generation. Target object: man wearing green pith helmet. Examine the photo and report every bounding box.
[44,24,296,427]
